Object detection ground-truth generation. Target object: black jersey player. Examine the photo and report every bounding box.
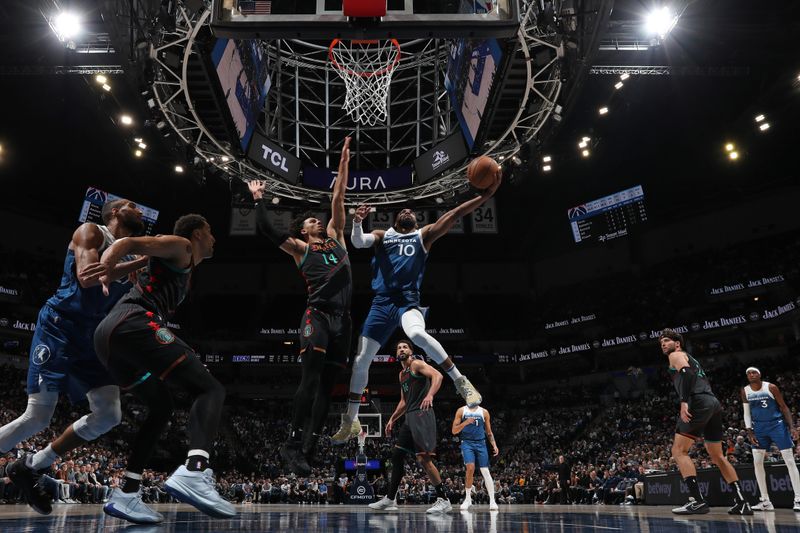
[248,137,353,475]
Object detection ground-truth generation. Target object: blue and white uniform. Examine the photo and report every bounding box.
[361,228,428,346]
[745,382,793,450]
[459,405,490,468]
[27,225,132,403]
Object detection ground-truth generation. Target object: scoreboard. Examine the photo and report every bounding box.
[568,185,647,244]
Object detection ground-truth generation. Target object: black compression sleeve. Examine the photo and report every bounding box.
[255,201,290,246]
[677,367,697,402]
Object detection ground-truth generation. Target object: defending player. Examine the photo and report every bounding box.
[452,404,499,510]
[91,214,235,523]
[248,138,353,475]
[661,329,752,515]
[332,174,502,444]
[742,367,800,511]
[369,340,451,513]
[5,200,147,515]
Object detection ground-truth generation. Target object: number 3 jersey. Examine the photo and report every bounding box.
[299,237,352,310]
[371,228,428,295]
[745,382,784,427]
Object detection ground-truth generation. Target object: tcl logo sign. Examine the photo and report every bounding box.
[246,131,301,184]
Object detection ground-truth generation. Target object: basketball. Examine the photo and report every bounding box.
[467,156,500,190]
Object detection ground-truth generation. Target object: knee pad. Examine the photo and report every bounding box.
[73,386,122,441]
[23,392,59,430]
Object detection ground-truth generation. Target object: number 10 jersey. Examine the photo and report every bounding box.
[371,228,428,295]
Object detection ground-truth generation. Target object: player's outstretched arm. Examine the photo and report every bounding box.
[484,408,499,456]
[350,204,385,248]
[94,235,192,295]
[72,223,148,288]
[248,179,307,262]
[327,137,350,244]
[421,174,502,248]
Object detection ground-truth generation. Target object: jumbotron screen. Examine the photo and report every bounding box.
[567,185,647,244]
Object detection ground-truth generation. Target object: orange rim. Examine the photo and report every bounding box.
[329,38,401,78]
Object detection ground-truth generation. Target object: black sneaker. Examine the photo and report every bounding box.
[7,454,52,515]
[728,500,753,515]
[280,442,311,476]
[671,498,710,514]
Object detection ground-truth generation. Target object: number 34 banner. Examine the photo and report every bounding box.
[470,198,498,234]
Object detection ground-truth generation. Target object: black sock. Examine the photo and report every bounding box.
[187,454,209,472]
[729,480,745,503]
[388,450,405,500]
[684,476,704,502]
[121,474,141,494]
[435,483,447,500]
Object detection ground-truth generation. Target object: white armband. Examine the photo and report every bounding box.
[743,402,752,429]
[350,220,375,248]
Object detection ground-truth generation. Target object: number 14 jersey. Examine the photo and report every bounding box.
[299,237,352,310]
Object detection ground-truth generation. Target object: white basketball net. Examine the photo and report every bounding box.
[329,39,401,126]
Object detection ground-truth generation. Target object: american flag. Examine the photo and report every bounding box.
[238,1,271,15]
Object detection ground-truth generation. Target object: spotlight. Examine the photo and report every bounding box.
[271,197,281,205]
[134,137,143,143]
[53,12,82,41]
[645,6,677,38]
[95,74,107,84]
[614,81,624,90]
[599,106,609,115]
[759,123,770,131]
[578,141,588,149]
[542,155,552,163]
[728,151,739,160]
[102,83,111,92]
[582,136,590,142]
[754,296,759,302]
[120,115,133,126]
[581,149,590,158]
[221,156,230,162]
[138,142,147,149]
[174,165,184,173]
[543,165,552,172]
[724,143,735,152]
[755,114,765,123]
[511,155,523,166]
[134,149,143,158]
[620,73,630,81]
[435,197,444,204]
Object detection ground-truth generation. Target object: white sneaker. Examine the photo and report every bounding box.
[454,377,482,407]
[752,499,774,511]
[794,499,800,512]
[331,416,361,445]
[368,496,398,511]
[164,465,236,518]
[489,501,499,511]
[426,497,453,514]
[103,488,165,524]
[460,498,472,510]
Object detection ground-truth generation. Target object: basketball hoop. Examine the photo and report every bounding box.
[329,38,401,126]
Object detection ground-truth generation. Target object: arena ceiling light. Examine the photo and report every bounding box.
[138,142,147,149]
[599,106,609,115]
[614,81,624,90]
[52,11,82,42]
[543,164,552,172]
[95,74,107,85]
[728,151,739,160]
[754,114,765,123]
[581,149,590,158]
[644,6,678,39]
[724,142,735,152]
[120,115,133,126]
[134,149,143,158]
[620,73,630,81]
[101,83,111,92]
[759,123,770,131]
[542,155,552,163]
[174,165,184,173]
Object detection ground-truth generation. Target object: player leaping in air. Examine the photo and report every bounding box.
[332,173,502,444]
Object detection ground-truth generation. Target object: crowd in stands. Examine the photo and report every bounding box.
[0,348,798,508]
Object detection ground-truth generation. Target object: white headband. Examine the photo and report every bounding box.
[745,367,760,375]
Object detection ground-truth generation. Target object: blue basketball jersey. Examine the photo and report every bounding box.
[745,382,783,426]
[371,228,427,295]
[46,224,132,323]
[460,405,486,441]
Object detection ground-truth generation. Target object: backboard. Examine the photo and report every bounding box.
[211,0,520,39]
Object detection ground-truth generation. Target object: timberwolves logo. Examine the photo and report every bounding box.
[303,324,313,337]
[155,328,176,345]
[32,344,51,365]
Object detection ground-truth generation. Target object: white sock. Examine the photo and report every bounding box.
[464,486,472,501]
[480,467,496,503]
[346,400,361,421]
[445,365,464,381]
[780,448,800,500]
[752,449,770,502]
[30,444,58,471]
